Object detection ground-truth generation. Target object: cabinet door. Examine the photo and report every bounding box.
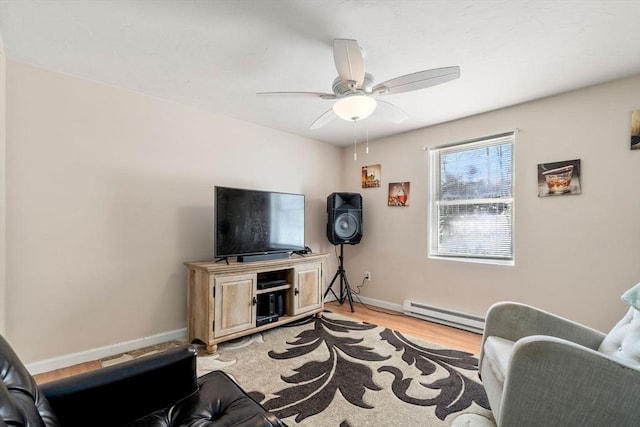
[214,274,256,337]
[294,263,322,314]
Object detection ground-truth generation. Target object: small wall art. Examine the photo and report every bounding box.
[361,164,381,188]
[537,159,581,197]
[388,182,410,206]
[631,109,640,150]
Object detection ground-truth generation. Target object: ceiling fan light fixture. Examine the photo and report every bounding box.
[332,95,377,122]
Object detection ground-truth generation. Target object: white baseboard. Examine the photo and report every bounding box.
[26,328,187,375]
[324,294,404,313]
[28,296,401,376]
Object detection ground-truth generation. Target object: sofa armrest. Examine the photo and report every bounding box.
[479,302,605,370]
[41,345,198,427]
[498,336,640,427]
[168,370,286,427]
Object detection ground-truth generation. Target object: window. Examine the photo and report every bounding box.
[428,132,514,264]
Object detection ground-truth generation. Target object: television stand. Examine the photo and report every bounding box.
[185,253,328,353]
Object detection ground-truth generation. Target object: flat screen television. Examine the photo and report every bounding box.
[214,186,305,261]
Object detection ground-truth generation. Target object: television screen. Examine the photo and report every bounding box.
[214,186,305,259]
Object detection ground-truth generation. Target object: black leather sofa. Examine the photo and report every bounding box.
[0,334,285,426]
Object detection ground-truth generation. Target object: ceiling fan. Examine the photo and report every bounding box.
[257,39,460,130]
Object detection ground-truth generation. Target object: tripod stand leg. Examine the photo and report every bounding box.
[340,269,355,312]
[326,243,355,312]
[323,268,341,301]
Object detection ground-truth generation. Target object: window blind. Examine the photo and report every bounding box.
[429,133,514,262]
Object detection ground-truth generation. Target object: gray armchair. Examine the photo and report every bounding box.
[479,287,640,426]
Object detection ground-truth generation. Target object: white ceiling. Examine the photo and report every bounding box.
[1,0,639,146]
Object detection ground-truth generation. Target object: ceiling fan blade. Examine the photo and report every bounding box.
[333,39,365,89]
[373,66,460,96]
[375,99,408,123]
[310,108,337,130]
[257,91,336,99]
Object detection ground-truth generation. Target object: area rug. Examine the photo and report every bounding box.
[196,312,495,426]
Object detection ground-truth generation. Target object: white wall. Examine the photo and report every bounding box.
[5,61,342,364]
[341,75,640,332]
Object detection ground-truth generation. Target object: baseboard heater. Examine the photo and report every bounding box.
[403,300,485,333]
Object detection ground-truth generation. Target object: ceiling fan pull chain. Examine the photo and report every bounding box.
[366,123,369,154]
[353,120,358,161]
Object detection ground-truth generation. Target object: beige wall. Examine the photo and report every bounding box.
[341,74,640,332]
[5,61,342,364]
[0,40,6,335]
[5,58,639,367]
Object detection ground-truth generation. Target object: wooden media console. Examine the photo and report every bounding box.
[185,253,328,353]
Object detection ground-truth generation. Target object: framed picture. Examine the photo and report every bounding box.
[537,159,581,197]
[388,182,410,206]
[361,164,381,188]
[631,109,640,150]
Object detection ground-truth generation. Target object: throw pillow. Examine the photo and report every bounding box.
[622,282,640,311]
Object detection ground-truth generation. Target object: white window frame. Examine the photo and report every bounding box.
[428,132,515,266]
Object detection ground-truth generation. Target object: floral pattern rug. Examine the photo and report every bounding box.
[196,311,495,426]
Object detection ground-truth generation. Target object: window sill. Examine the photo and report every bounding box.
[428,254,514,267]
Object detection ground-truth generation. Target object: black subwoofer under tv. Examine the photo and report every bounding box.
[237,252,289,263]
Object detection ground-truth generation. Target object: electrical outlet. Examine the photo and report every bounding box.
[365,271,371,281]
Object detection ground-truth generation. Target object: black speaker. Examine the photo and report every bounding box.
[275,292,285,316]
[327,192,363,245]
[257,293,276,316]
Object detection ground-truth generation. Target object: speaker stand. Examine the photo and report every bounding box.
[323,244,354,312]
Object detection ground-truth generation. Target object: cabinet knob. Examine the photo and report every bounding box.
[294,288,299,295]
[252,296,258,305]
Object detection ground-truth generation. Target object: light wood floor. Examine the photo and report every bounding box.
[34,301,481,384]
[325,300,482,354]
[34,359,102,384]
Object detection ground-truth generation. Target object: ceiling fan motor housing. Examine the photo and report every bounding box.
[332,73,375,97]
